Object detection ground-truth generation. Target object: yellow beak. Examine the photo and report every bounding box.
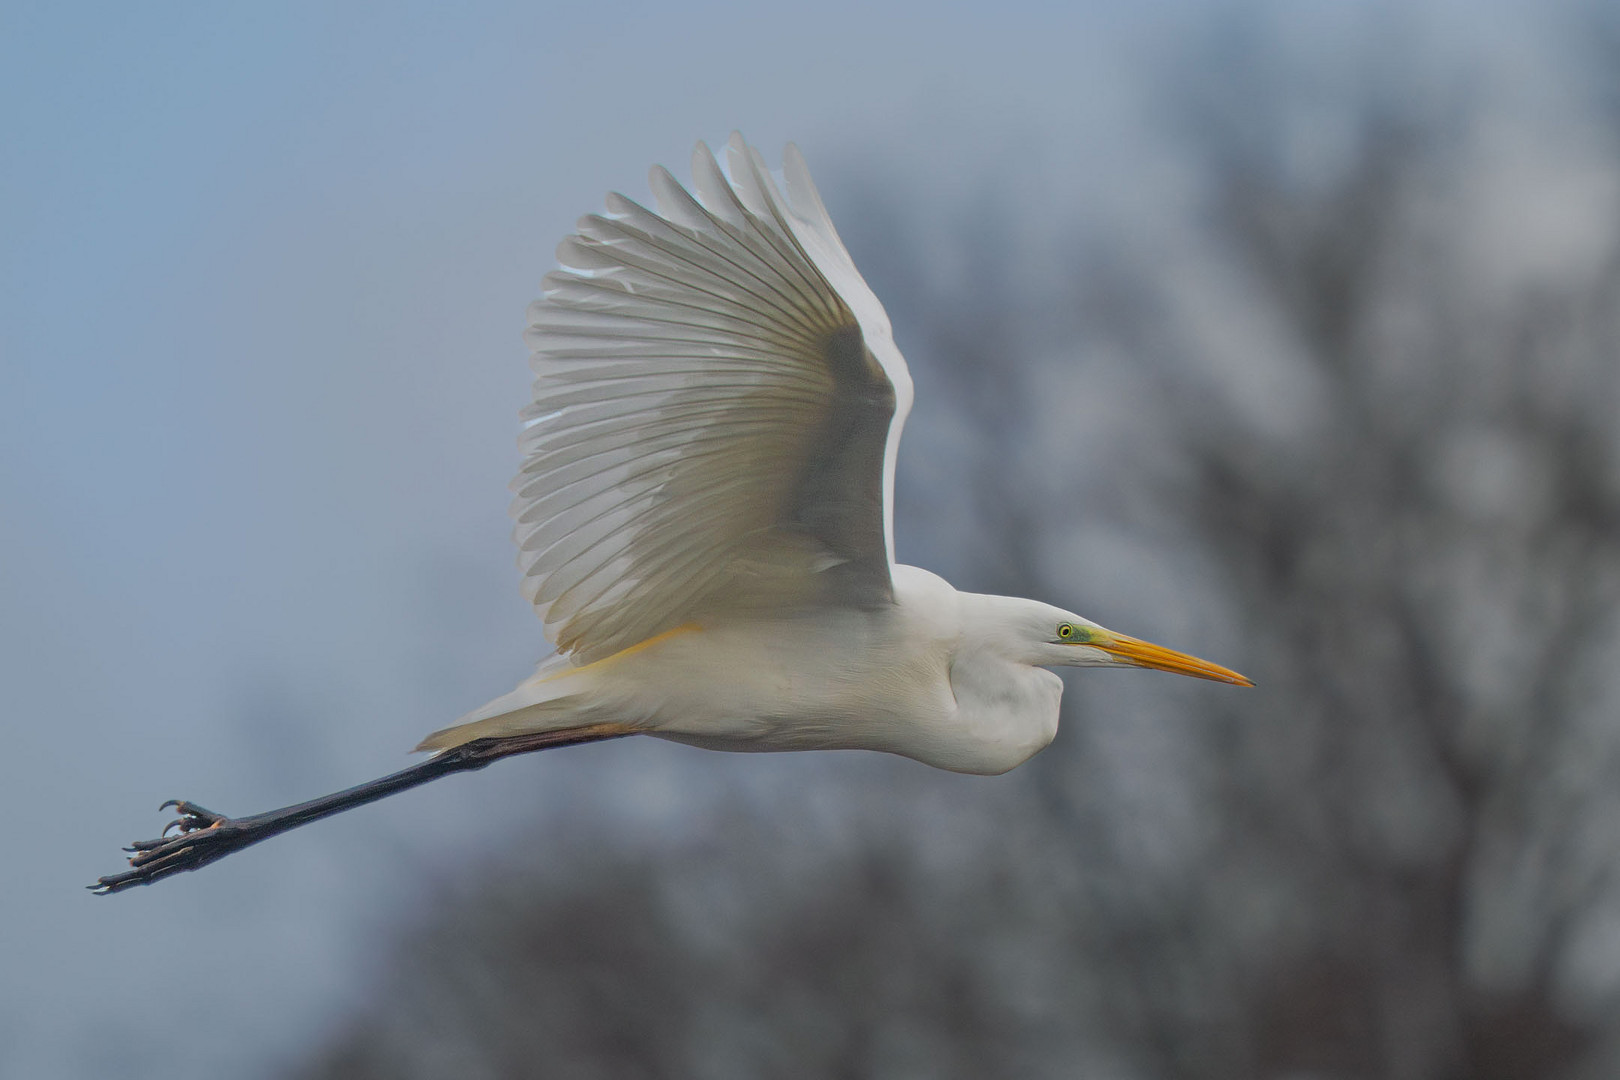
[1088,629,1253,687]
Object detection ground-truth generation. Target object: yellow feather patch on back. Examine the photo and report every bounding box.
[541,623,701,684]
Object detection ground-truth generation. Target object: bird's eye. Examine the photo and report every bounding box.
[1057,623,1075,640]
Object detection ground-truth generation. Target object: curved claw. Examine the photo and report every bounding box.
[150,801,228,838]
[90,802,251,894]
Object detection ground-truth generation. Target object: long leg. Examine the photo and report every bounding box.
[90,723,635,895]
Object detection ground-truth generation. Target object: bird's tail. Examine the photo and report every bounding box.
[414,655,602,753]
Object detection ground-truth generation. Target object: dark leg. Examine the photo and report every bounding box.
[90,723,634,895]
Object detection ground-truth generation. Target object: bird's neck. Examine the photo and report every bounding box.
[944,642,1064,774]
[941,592,1065,773]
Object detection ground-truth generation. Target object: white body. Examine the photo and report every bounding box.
[436,567,1064,775]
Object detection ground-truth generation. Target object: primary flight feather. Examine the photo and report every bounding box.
[93,133,1249,894]
[511,136,910,663]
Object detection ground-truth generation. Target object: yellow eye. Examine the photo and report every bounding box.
[1057,623,1075,640]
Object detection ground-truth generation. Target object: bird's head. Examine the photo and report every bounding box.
[997,598,1252,686]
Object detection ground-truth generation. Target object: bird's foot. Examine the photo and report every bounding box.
[90,800,256,895]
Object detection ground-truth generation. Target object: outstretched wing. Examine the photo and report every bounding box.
[514,134,914,663]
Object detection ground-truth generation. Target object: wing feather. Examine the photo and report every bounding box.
[514,135,911,662]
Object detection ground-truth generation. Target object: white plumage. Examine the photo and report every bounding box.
[419,133,1249,774]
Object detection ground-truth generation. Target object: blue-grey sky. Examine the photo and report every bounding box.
[0,1,1589,1076]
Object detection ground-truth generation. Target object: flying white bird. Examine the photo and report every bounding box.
[94,134,1249,894]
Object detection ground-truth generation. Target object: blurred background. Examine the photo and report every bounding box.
[7,1,1620,1076]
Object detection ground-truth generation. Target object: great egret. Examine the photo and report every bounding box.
[93,134,1249,894]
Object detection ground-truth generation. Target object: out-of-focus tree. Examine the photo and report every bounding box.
[291,33,1620,1080]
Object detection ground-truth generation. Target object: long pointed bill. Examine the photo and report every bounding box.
[1088,630,1253,687]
